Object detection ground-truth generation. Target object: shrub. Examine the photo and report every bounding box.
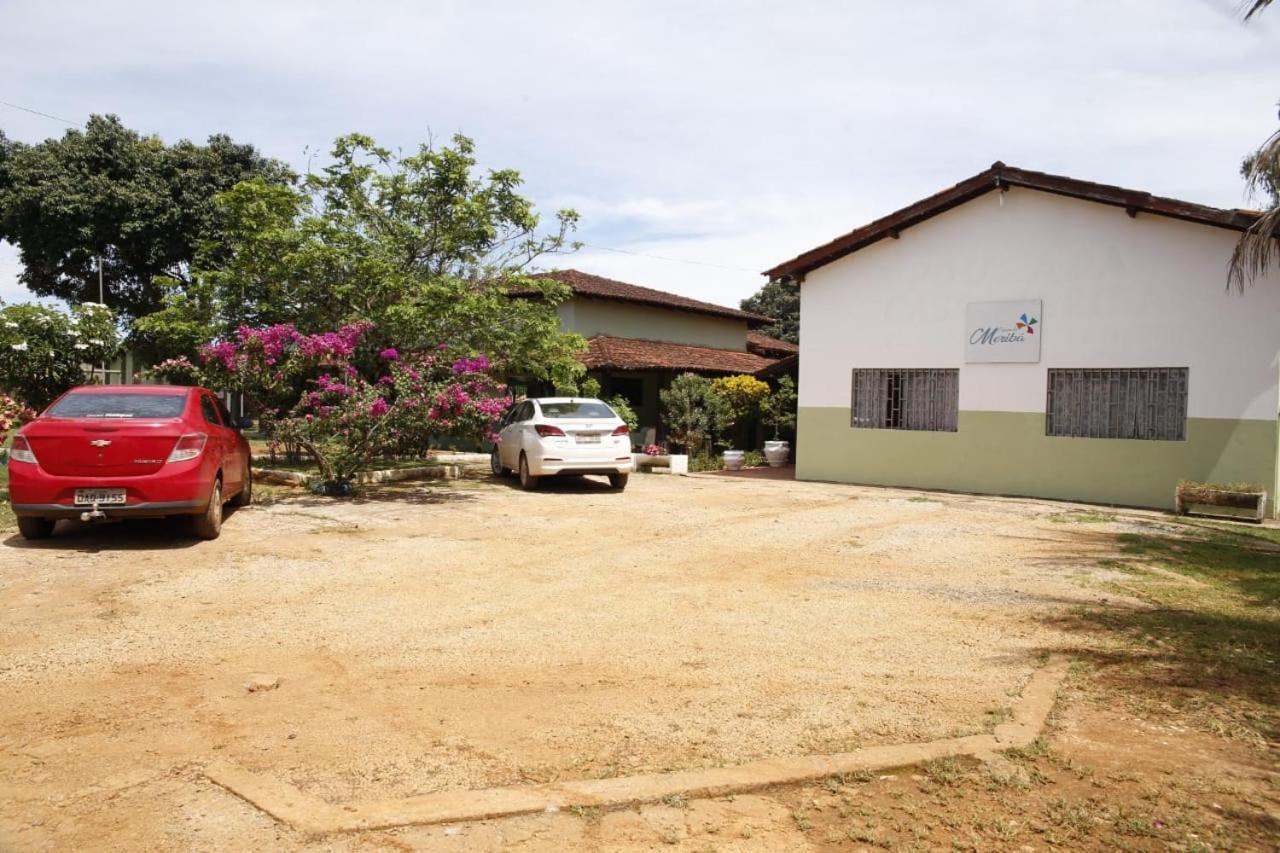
[0,303,120,408]
[660,373,733,454]
[161,322,508,491]
[712,374,770,422]
[1,394,36,445]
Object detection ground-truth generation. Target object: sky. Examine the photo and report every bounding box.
[1,0,1278,311]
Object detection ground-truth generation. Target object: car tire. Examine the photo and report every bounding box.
[490,446,511,477]
[230,463,253,507]
[608,472,629,491]
[17,517,55,540]
[518,453,540,491]
[192,478,223,540]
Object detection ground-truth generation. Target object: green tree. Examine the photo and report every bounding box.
[740,277,799,343]
[136,132,585,385]
[660,372,733,453]
[0,115,290,320]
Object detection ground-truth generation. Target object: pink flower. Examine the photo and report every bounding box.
[380,347,399,361]
[369,398,390,418]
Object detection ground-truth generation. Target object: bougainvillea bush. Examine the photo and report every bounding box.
[153,322,508,492]
[1,394,36,447]
[0,303,120,408]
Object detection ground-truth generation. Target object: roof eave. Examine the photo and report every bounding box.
[763,163,1264,281]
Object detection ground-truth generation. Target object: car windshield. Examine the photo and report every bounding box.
[539,401,616,419]
[47,392,187,419]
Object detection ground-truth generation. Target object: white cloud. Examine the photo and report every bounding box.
[0,0,1277,308]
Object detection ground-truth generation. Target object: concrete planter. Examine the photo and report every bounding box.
[632,453,689,475]
[722,450,745,471]
[763,440,790,467]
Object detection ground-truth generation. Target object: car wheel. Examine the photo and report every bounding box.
[518,453,540,491]
[192,478,223,540]
[608,472,629,491]
[17,517,55,540]
[230,463,253,507]
[490,446,510,477]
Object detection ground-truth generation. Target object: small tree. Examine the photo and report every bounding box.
[154,322,508,492]
[660,373,733,454]
[760,375,797,440]
[0,303,120,409]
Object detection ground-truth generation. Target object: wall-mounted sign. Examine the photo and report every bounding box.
[965,300,1042,363]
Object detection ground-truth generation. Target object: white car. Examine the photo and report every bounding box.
[490,397,633,490]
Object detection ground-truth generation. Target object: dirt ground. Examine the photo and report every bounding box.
[0,472,1275,850]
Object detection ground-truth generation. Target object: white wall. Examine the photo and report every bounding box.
[799,188,1280,421]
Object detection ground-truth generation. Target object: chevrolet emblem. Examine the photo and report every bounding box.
[89,439,113,447]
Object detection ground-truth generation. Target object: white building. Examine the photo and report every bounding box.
[768,163,1280,516]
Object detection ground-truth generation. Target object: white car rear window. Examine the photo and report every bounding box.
[539,401,615,419]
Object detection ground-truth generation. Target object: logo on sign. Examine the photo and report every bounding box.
[970,312,1037,346]
[964,300,1042,363]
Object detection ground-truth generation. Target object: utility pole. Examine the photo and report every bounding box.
[97,256,107,383]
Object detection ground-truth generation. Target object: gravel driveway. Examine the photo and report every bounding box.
[0,472,1141,849]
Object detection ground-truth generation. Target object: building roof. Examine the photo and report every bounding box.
[531,269,772,325]
[764,162,1266,281]
[746,332,799,357]
[582,335,780,375]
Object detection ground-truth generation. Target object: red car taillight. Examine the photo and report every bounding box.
[534,424,566,438]
[611,424,629,436]
[166,433,208,463]
[9,435,38,464]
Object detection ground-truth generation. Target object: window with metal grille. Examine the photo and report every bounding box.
[1045,368,1188,440]
[850,369,959,432]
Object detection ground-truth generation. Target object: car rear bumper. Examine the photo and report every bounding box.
[7,459,213,516]
[528,454,634,477]
[12,500,205,519]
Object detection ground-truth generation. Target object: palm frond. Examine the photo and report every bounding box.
[1228,127,1280,291]
[1243,0,1273,20]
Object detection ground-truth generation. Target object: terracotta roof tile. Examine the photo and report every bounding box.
[582,336,780,375]
[746,332,799,356]
[530,269,771,325]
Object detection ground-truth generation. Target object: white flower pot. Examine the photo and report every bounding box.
[763,440,790,467]
[722,450,745,471]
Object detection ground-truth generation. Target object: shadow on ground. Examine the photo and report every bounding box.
[1036,521,1280,742]
[1,508,251,552]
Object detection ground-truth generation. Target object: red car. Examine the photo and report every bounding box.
[8,385,252,541]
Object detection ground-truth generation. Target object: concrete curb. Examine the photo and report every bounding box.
[252,464,467,487]
[206,657,1069,835]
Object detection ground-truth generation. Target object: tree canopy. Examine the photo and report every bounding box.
[740,277,799,343]
[0,115,291,319]
[135,132,586,387]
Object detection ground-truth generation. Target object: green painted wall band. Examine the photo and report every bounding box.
[796,407,1278,516]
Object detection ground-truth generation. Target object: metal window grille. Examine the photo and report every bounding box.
[1045,368,1188,441]
[850,369,959,432]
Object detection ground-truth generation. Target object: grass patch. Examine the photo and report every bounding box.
[0,464,13,531]
[920,756,964,787]
[1068,522,1280,744]
[1047,511,1117,524]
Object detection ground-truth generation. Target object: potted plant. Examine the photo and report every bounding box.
[760,376,796,467]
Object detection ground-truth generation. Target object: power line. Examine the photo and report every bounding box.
[579,242,758,274]
[0,99,79,127]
